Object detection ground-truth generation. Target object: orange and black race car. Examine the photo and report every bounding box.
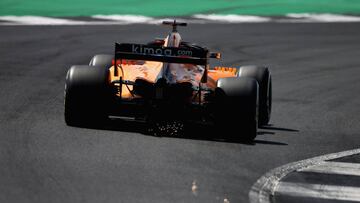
[64,20,272,141]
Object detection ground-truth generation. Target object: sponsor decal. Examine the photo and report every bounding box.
[131,44,193,57]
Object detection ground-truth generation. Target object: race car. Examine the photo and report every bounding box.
[64,20,272,141]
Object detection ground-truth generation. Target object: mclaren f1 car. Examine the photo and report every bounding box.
[64,20,272,141]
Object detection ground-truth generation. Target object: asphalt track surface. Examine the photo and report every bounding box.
[0,23,360,203]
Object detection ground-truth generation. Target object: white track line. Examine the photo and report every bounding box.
[276,182,360,202]
[286,13,360,22]
[0,15,208,25]
[92,15,207,25]
[0,16,86,25]
[0,15,136,25]
[193,14,271,23]
[249,148,360,203]
[301,161,360,176]
[92,15,154,23]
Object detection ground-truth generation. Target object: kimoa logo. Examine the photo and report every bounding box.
[131,44,193,57]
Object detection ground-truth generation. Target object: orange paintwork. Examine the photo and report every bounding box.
[108,63,236,98]
[109,61,163,97]
[208,69,236,84]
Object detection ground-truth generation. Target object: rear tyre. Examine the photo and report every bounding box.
[215,77,259,142]
[89,54,113,68]
[64,65,110,127]
[237,65,271,126]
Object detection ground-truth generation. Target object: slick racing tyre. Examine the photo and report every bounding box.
[237,65,271,126]
[215,77,259,142]
[64,65,110,126]
[89,54,113,68]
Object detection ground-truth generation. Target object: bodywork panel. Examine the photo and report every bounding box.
[108,63,236,98]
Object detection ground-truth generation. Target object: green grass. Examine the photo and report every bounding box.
[1,0,360,17]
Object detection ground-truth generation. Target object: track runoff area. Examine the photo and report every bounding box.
[1,0,360,25]
[1,14,360,25]
[2,1,360,203]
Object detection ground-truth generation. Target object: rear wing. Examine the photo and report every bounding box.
[113,43,221,83]
[114,43,209,66]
